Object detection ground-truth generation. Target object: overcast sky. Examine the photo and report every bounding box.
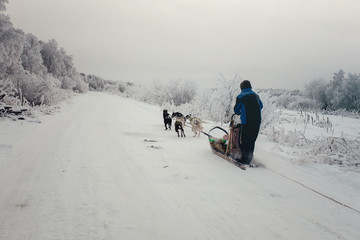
[6,0,360,90]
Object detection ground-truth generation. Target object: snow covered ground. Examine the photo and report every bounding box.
[1,92,360,240]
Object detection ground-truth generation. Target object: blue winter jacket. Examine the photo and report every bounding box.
[234,88,263,125]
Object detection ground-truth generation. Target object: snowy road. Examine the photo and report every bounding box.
[1,92,359,240]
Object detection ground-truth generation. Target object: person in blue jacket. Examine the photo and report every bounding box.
[233,80,263,165]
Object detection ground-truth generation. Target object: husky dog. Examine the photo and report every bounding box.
[171,112,186,137]
[186,114,203,137]
[163,110,172,130]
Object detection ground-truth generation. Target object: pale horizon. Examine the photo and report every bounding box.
[6,0,360,90]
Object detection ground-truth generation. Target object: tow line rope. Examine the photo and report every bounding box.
[184,123,360,214]
[266,167,360,214]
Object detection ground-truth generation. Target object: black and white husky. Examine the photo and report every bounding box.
[163,110,172,130]
[172,112,186,137]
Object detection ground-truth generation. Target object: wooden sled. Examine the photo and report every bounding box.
[205,118,245,170]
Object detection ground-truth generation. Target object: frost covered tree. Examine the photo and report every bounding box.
[304,70,360,112]
[326,69,345,110]
[0,0,88,107]
[40,39,67,78]
[40,39,86,92]
[0,18,27,103]
[0,23,61,105]
[189,88,215,118]
[146,75,242,123]
[304,79,327,109]
[0,14,25,80]
[21,33,47,75]
[168,79,197,106]
[0,0,8,11]
[149,79,197,106]
[325,70,360,111]
[336,72,360,111]
[15,72,62,105]
[211,74,242,123]
[82,74,105,91]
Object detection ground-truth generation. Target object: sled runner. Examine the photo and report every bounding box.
[204,115,246,170]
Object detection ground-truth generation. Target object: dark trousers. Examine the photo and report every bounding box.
[238,124,260,164]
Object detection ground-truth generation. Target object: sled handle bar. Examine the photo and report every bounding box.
[201,114,237,137]
[202,126,229,138]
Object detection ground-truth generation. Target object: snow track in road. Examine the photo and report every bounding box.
[1,92,360,240]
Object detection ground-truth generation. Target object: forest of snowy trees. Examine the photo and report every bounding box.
[1,0,359,122]
[304,70,360,112]
[0,0,89,106]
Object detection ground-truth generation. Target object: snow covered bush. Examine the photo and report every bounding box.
[82,74,105,91]
[40,39,76,80]
[0,2,89,110]
[181,88,214,120]
[257,90,283,132]
[124,83,147,100]
[303,137,360,168]
[72,75,88,93]
[81,73,132,95]
[1,74,69,106]
[0,22,26,81]
[0,0,8,11]
[305,70,360,112]
[267,126,309,147]
[21,33,47,75]
[275,90,320,110]
[147,79,197,106]
[287,96,321,110]
[117,82,126,93]
[60,76,76,90]
[18,73,58,105]
[151,74,242,124]
[0,78,19,106]
[208,74,242,123]
[304,79,328,109]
